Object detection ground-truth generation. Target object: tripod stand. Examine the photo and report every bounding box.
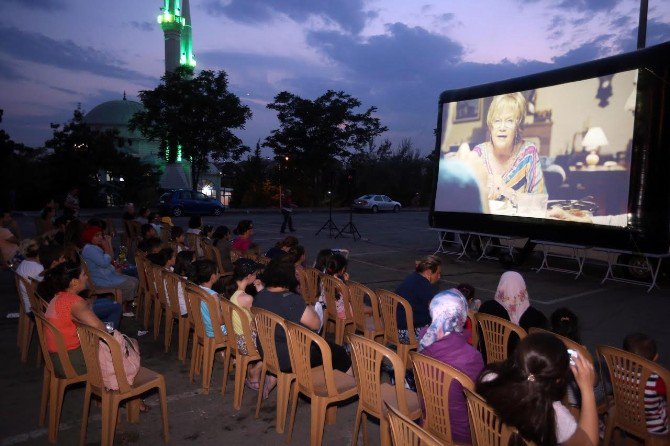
[315,191,339,237]
[336,205,361,240]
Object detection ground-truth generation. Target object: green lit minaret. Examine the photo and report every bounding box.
[157,0,196,73]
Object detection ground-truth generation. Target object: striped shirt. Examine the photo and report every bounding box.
[645,374,668,434]
[473,141,545,196]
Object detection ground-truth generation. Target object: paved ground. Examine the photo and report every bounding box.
[1,209,669,445]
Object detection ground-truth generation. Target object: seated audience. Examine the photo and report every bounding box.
[313,249,333,272]
[187,215,202,235]
[138,236,162,255]
[0,210,20,267]
[478,271,548,332]
[81,226,139,307]
[43,262,106,376]
[37,205,56,235]
[136,207,150,224]
[172,250,195,316]
[122,202,136,221]
[551,307,581,343]
[395,255,442,343]
[201,225,213,243]
[171,226,188,253]
[15,240,44,314]
[623,333,668,435]
[212,226,232,272]
[265,236,299,260]
[228,259,265,391]
[62,219,85,262]
[190,259,225,338]
[417,289,484,444]
[476,332,599,445]
[51,216,69,246]
[232,220,257,254]
[253,259,351,374]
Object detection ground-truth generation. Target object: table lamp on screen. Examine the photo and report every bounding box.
[582,126,609,167]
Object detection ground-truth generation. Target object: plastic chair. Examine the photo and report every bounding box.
[464,388,535,446]
[75,322,169,446]
[347,281,383,341]
[385,402,443,446]
[348,334,421,446]
[185,283,229,394]
[529,327,609,416]
[285,321,358,446]
[467,310,479,348]
[597,345,670,446]
[251,307,296,434]
[186,233,204,258]
[296,267,315,304]
[13,272,39,364]
[475,313,527,364]
[140,255,158,330]
[79,258,123,304]
[134,252,149,326]
[164,271,192,362]
[160,222,171,245]
[376,289,418,368]
[149,264,170,342]
[410,351,474,445]
[302,267,322,305]
[320,274,355,345]
[33,314,88,443]
[219,298,261,410]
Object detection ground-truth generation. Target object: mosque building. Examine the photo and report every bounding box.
[83,0,226,206]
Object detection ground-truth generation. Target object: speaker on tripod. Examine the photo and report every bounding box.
[336,169,361,241]
[316,172,339,237]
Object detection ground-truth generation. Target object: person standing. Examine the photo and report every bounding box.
[280,189,297,233]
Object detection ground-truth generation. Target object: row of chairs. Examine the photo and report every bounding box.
[12,269,170,445]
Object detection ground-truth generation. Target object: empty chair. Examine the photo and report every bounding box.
[597,344,670,445]
[251,307,296,434]
[376,289,418,367]
[150,264,170,341]
[385,402,442,446]
[285,321,358,446]
[347,281,383,341]
[475,313,527,364]
[348,334,421,446]
[33,314,88,443]
[76,322,169,446]
[320,274,355,345]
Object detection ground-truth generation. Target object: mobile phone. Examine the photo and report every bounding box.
[567,348,578,366]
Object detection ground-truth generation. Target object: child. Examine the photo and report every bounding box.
[623,333,668,435]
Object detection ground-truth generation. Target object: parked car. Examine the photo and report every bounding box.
[352,194,402,213]
[158,189,225,217]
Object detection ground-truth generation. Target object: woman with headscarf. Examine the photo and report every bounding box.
[478,271,548,332]
[417,289,485,444]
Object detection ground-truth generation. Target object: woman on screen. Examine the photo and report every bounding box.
[473,92,545,202]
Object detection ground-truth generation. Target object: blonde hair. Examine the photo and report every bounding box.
[486,93,527,144]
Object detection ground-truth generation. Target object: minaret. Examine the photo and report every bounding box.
[157,0,195,73]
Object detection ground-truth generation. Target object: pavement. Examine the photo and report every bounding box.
[1,209,669,445]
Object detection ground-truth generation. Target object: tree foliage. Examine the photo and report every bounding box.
[45,106,161,207]
[263,90,387,205]
[130,67,252,190]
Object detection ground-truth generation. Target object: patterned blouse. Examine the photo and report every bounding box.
[473,141,545,196]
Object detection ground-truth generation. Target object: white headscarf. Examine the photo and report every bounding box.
[418,289,468,351]
[494,271,530,325]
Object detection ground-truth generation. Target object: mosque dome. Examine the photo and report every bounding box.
[84,97,144,133]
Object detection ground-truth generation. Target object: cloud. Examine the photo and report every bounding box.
[202,0,372,34]
[3,0,66,11]
[129,21,155,32]
[558,0,622,12]
[0,61,24,80]
[0,26,156,82]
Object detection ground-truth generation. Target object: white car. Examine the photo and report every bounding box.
[352,194,402,213]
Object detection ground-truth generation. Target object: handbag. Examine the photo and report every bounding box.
[98,330,141,391]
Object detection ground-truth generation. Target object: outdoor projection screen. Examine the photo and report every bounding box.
[430,42,670,252]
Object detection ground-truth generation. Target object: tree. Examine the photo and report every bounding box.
[45,106,160,207]
[130,67,252,191]
[263,90,387,205]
